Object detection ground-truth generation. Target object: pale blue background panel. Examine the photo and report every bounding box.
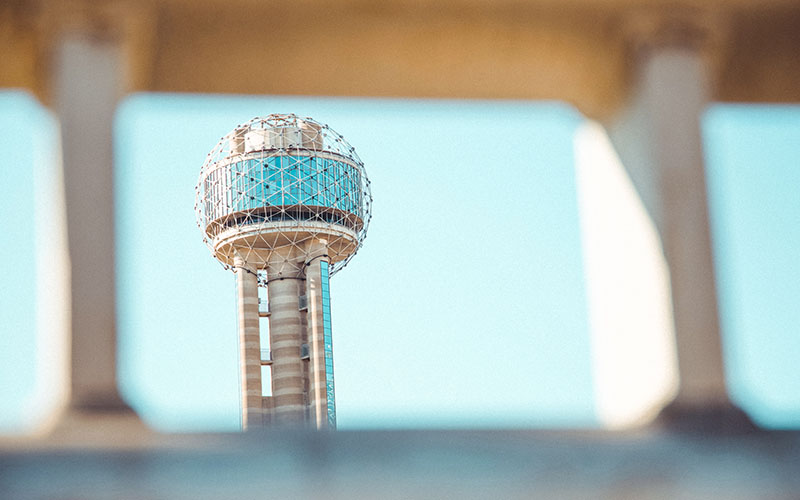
[0,92,40,432]
[0,91,59,433]
[704,104,800,428]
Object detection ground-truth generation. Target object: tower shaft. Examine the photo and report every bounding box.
[306,256,336,429]
[234,240,337,430]
[306,241,336,430]
[266,263,306,426]
[235,257,262,429]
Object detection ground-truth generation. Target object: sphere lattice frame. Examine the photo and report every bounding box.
[195,114,372,279]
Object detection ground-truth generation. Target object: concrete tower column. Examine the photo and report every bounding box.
[266,249,306,426]
[234,256,263,430]
[298,278,310,422]
[305,239,330,430]
[608,11,752,430]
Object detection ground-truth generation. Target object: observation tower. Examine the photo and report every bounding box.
[195,114,372,430]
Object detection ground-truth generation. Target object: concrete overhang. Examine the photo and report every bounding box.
[1,0,798,118]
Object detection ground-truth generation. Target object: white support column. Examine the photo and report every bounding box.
[235,256,263,430]
[52,30,138,427]
[607,12,753,430]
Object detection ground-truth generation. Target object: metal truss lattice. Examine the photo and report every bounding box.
[195,114,372,280]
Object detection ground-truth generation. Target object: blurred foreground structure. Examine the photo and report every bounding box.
[1,0,799,497]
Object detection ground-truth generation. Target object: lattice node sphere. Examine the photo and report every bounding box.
[195,114,372,278]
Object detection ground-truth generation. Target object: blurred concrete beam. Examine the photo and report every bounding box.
[3,429,800,498]
[4,2,799,116]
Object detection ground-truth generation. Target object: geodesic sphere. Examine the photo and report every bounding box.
[195,114,372,276]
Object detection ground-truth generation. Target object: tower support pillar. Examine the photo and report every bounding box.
[267,251,306,426]
[235,256,263,430]
[305,240,331,430]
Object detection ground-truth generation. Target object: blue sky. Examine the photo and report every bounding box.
[0,93,39,423]
[113,95,593,430]
[1,91,798,432]
[704,105,800,424]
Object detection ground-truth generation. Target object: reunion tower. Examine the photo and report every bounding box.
[195,114,372,430]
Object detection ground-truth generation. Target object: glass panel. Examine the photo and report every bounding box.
[261,365,272,397]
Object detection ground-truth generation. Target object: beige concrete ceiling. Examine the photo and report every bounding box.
[1,0,798,117]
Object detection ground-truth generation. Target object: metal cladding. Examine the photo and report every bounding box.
[195,114,372,278]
